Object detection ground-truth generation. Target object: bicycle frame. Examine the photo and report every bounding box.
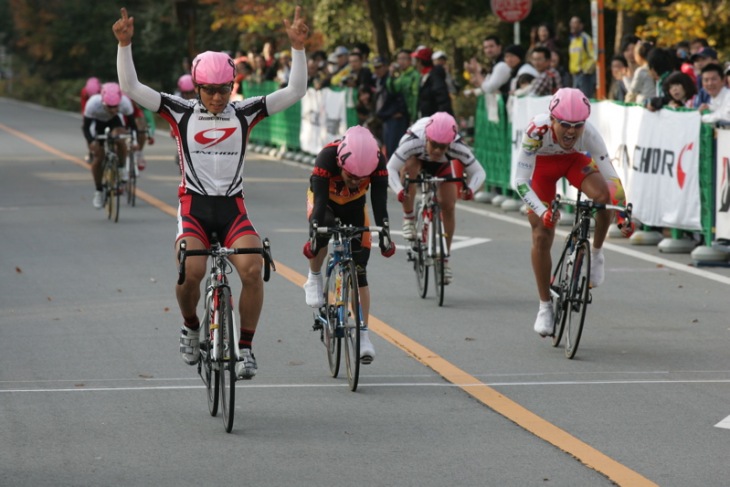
[178,239,274,360]
[310,220,387,391]
[313,222,383,336]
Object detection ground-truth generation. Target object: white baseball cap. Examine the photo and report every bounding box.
[431,50,447,61]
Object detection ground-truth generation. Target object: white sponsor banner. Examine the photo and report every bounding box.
[510,97,701,229]
[299,88,348,154]
[602,106,701,229]
[716,129,730,239]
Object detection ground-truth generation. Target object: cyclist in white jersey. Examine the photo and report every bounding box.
[83,82,137,209]
[513,88,633,337]
[387,112,486,284]
[113,6,309,379]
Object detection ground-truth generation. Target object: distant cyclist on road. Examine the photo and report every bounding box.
[82,81,137,209]
[513,87,633,337]
[113,6,309,379]
[302,125,396,364]
[386,111,486,284]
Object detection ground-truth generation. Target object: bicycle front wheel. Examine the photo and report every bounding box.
[564,240,591,359]
[342,262,361,392]
[414,205,429,298]
[431,209,446,307]
[199,311,219,417]
[550,238,572,347]
[324,256,341,378]
[218,287,236,432]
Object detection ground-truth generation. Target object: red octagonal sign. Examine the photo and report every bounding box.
[491,0,532,23]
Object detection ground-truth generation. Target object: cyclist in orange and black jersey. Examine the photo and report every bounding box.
[302,126,395,364]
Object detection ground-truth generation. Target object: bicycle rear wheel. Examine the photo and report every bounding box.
[324,257,341,378]
[414,205,429,298]
[198,311,219,417]
[342,262,361,391]
[432,209,446,307]
[218,287,236,432]
[551,239,572,347]
[564,240,591,359]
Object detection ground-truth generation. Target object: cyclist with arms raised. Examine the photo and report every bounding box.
[514,87,632,337]
[113,6,309,378]
[83,81,137,209]
[387,112,486,284]
[302,126,395,363]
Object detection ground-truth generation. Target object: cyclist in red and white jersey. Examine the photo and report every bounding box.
[113,7,309,379]
[83,81,137,209]
[387,112,486,284]
[513,87,632,337]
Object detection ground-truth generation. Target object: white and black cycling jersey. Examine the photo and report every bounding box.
[117,43,307,197]
[83,94,135,122]
[159,93,267,197]
[386,116,485,194]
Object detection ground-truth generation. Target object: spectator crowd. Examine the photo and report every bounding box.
[182,15,730,158]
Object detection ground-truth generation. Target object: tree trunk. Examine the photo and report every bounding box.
[615,8,624,53]
[365,0,391,59]
[381,0,403,55]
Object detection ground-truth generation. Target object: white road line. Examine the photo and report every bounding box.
[3,378,730,393]
[714,415,730,429]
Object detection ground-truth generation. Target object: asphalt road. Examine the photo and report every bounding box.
[1,97,729,486]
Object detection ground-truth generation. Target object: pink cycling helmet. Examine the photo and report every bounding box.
[177,74,194,92]
[100,82,122,106]
[424,112,458,144]
[191,51,235,85]
[549,87,591,122]
[336,126,380,178]
[85,77,101,95]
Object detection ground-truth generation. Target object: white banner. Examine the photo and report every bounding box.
[510,97,702,229]
[299,87,348,154]
[716,129,730,239]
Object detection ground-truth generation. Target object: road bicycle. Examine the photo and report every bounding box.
[123,129,145,207]
[177,234,275,432]
[311,219,390,392]
[96,128,131,223]
[549,193,632,359]
[404,172,464,307]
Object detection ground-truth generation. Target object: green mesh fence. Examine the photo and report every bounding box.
[242,82,360,152]
[242,81,301,150]
[473,95,514,195]
[698,123,715,245]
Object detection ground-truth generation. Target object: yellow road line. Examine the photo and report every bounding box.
[1,121,657,486]
[1,122,176,217]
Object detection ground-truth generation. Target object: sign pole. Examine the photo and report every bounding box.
[591,0,606,99]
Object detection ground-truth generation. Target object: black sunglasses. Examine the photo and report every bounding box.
[199,84,233,96]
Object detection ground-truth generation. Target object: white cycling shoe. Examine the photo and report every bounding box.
[303,272,324,307]
[533,306,554,337]
[236,348,257,379]
[590,250,605,288]
[402,219,416,240]
[180,325,200,365]
[359,329,375,364]
[92,190,103,209]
